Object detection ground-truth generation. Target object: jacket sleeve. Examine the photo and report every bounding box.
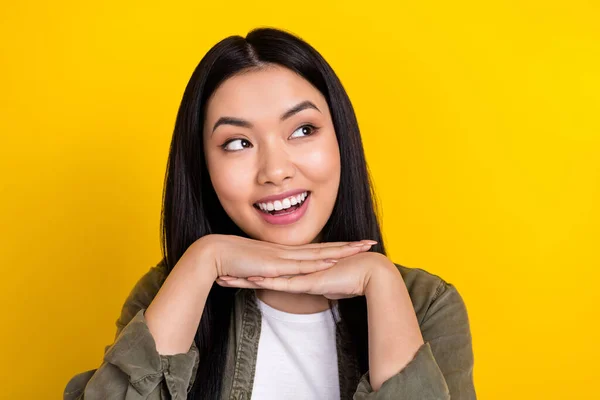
[353,281,476,400]
[63,263,200,400]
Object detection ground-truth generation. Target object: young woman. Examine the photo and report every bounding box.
[64,27,476,400]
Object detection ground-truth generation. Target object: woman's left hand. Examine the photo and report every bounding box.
[215,251,392,300]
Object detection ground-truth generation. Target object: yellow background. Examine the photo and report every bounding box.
[1,1,598,398]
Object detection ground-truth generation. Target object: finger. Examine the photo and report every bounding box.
[263,258,338,277]
[216,277,263,289]
[276,241,352,249]
[252,273,323,294]
[277,240,376,250]
[277,242,374,263]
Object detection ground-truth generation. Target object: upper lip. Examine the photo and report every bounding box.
[254,189,309,204]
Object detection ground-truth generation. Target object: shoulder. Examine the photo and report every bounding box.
[392,262,463,326]
[114,258,169,334]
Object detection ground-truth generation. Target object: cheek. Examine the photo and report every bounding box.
[299,137,341,183]
[208,159,253,206]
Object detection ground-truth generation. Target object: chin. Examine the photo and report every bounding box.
[261,232,316,246]
[241,226,318,246]
[235,206,325,245]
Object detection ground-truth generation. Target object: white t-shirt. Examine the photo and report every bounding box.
[250,297,341,400]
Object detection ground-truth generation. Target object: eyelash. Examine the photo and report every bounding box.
[219,124,320,152]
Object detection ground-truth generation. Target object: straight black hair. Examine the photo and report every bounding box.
[159,27,387,399]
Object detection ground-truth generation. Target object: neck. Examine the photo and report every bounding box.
[254,289,331,314]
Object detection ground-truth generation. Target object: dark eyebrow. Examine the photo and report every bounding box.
[211,100,321,136]
[211,117,253,135]
[280,100,321,121]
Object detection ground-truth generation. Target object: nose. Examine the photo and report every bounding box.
[256,139,295,186]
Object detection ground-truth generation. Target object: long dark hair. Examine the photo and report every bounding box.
[159,27,387,399]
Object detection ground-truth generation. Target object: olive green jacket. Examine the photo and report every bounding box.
[64,260,476,399]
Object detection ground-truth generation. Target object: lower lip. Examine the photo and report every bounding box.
[254,193,311,225]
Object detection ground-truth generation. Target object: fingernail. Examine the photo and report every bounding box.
[364,240,378,245]
[324,259,338,263]
[219,276,237,281]
[247,276,264,282]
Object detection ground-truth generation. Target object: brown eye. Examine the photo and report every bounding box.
[221,138,252,152]
[290,124,318,138]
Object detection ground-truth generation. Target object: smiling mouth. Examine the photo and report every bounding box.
[253,191,311,215]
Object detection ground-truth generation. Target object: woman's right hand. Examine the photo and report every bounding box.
[192,234,377,281]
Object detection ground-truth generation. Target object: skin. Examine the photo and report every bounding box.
[203,64,341,313]
[202,64,424,390]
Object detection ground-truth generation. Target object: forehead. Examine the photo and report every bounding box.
[204,65,327,125]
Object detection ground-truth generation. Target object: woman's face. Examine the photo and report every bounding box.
[203,65,341,245]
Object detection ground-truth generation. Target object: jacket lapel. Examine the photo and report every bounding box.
[226,289,262,400]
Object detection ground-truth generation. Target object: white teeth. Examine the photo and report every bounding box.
[256,191,309,213]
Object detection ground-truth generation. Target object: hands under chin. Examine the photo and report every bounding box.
[218,248,424,392]
[216,251,401,300]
